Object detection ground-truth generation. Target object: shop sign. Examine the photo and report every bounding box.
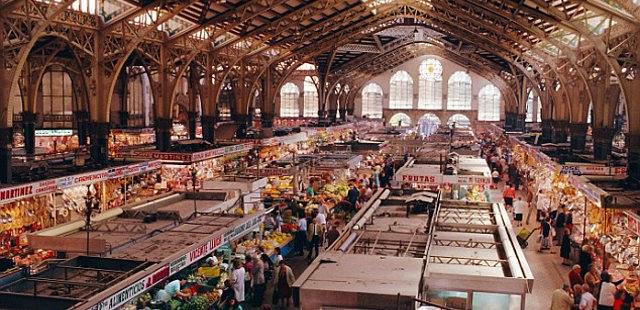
[35,129,73,136]
[190,143,254,162]
[128,151,192,162]
[613,167,627,176]
[568,175,606,207]
[223,214,263,242]
[399,174,442,184]
[0,161,162,204]
[560,164,627,176]
[442,175,491,185]
[261,137,280,146]
[89,277,148,310]
[169,234,224,276]
[278,132,308,145]
[89,265,168,310]
[245,167,285,176]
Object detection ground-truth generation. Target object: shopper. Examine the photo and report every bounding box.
[535,189,547,222]
[502,184,516,209]
[263,215,276,232]
[231,260,246,303]
[574,284,584,310]
[243,255,253,301]
[555,207,567,246]
[217,280,236,308]
[579,246,594,278]
[580,284,597,310]
[561,229,573,266]
[307,218,324,261]
[347,184,360,206]
[569,265,584,287]
[551,284,574,310]
[295,214,307,256]
[492,168,500,184]
[326,222,340,249]
[274,260,296,307]
[540,217,552,251]
[513,196,527,227]
[584,264,601,294]
[273,247,283,266]
[315,209,327,230]
[260,253,272,282]
[223,298,243,310]
[251,255,266,306]
[597,271,622,310]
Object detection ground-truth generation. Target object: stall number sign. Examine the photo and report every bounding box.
[88,266,168,310]
[169,234,224,275]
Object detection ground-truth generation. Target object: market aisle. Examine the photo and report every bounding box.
[490,181,570,310]
[244,250,310,309]
[522,233,570,309]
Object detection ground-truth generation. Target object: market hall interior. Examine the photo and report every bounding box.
[0,0,639,309]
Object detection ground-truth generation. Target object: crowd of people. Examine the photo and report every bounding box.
[231,155,402,309]
[479,131,638,310]
[213,249,296,310]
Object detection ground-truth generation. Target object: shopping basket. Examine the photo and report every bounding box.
[516,227,538,249]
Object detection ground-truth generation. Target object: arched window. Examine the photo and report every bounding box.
[447,71,472,110]
[537,96,542,122]
[448,114,471,128]
[389,113,411,127]
[361,83,383,118]
[41,69,75,128]
[587,102,593,124]
[477,84,501,121]
[418,59,443,109]
[418,113,441,136]
[526,91,535,122]
[126,66,153,127]
[280,82,299,117]
[389,70,413,109]
[303,76,318,117]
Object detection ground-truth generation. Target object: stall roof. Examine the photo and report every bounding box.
[70,211,264,310]
[424,200,534,295]
[0,256,152,310]
[299,254,422,297]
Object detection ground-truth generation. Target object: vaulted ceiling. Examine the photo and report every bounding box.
[2,0,639,118]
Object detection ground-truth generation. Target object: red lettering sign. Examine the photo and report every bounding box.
[146,266,169,288]
[189,243,209,262]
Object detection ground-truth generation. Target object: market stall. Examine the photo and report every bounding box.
[510,137,640,304]
[393,155,492,199]
[0,161,165,272]
[124,143,254,191]
[63,211,265,310]
[108,128,155,157]
[13,129,81,156]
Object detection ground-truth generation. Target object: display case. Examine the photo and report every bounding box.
[108,128,155,157]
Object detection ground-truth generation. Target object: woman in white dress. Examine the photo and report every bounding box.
[231,259,245,302]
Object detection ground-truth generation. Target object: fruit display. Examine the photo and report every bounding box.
[321,182,349,199]
[236,232,292,254]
